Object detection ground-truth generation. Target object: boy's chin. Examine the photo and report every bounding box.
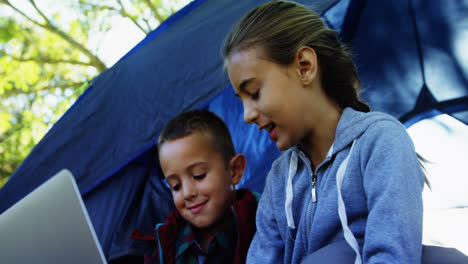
[190,220,219,234]
[187,215,214,228]
[190,215,228,232]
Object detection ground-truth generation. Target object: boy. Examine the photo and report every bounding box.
[133,109,258,264]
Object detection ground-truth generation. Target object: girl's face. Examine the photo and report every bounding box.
[226,46,317,151]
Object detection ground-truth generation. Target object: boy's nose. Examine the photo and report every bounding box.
[243,102,258,124]
[183,185,197,200]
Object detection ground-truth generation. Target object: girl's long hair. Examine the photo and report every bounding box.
[222,0,370,113]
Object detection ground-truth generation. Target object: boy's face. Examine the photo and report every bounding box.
[159,132,239,232]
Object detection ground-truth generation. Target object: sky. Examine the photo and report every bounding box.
[89,15,146,66]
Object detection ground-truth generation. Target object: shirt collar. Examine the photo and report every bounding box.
[175,209,237,260]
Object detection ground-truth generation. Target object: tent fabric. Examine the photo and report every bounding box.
[0,0,467,260]
[351,0,468,125]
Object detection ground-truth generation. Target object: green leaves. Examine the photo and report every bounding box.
[0,0,189,187]
[0,18,18,42]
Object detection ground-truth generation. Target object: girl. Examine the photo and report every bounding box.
[222,1,425,263]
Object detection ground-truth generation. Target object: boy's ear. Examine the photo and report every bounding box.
[229,153,246,186]
[294,46,318,86]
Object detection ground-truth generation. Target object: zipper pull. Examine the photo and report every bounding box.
[311,171,317,203]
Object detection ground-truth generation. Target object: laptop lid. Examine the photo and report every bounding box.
[0,169,107,264]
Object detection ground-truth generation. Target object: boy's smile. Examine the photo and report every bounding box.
[188,201,207,214]
[158,131,238,233]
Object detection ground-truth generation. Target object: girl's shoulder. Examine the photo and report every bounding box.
[355,112,418,163]
[340,108,410,145]
[359,112,411,144]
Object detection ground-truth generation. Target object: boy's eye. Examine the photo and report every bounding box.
[251,90,259,100]
[171,183,181,191]
[193,174,206,180]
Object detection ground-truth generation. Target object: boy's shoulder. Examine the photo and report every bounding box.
[234,188,260,207]
[252,191,261,202]
[231,188,258,260]
[157,208,185,236]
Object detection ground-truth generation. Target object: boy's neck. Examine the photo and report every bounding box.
[194,211,232,251]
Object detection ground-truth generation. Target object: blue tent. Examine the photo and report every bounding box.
[1,0,467,261]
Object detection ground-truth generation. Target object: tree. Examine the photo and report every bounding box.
[0,0,190,188]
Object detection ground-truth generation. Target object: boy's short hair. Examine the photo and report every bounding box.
[157,109,236,166]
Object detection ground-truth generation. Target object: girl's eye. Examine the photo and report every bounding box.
[194,174,206,180]
[171,183,181,191]
[251,90,259,100]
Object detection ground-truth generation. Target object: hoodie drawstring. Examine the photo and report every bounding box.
[336,139,362,264]
[285,140,361,264]
[286,144,333,230]
[285,152,298,229]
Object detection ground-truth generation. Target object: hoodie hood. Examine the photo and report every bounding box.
[331,107,398,155]
[290,107,399,166]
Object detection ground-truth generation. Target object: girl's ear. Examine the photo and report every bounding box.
[295,46,318,86]
[229,153,246,185]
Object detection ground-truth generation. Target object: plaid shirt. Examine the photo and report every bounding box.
[174,212,237,264]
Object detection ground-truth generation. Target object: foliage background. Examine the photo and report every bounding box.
[0,0,190,188]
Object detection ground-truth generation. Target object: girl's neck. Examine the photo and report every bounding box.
[302,104,342,169]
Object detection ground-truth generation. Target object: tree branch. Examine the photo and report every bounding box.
[52,81,87,91]
[27,0,51,26]
[1,0,107,72]
[143,0,164,23]
[78,2,119,13]
[28,0,107,71]
[143,18,153,33]
[2,51,94,67]
[116,0,149,34]
[2,81,86,97]
[1,1,42,28]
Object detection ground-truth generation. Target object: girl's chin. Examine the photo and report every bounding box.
[275,140,291,151]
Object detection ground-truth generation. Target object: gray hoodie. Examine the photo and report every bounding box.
[246,107,424,264]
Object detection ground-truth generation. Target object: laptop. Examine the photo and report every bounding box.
[0,169,107,264]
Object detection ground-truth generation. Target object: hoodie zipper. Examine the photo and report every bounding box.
[306,166,317,241]
[311,170,317,203]
[296,148,332,243]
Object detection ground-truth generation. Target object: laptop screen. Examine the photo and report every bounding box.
[0,169,107,264]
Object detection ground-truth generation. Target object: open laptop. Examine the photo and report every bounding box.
[0,169,107,264]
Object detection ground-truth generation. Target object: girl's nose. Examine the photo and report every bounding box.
[243,101,258,124]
